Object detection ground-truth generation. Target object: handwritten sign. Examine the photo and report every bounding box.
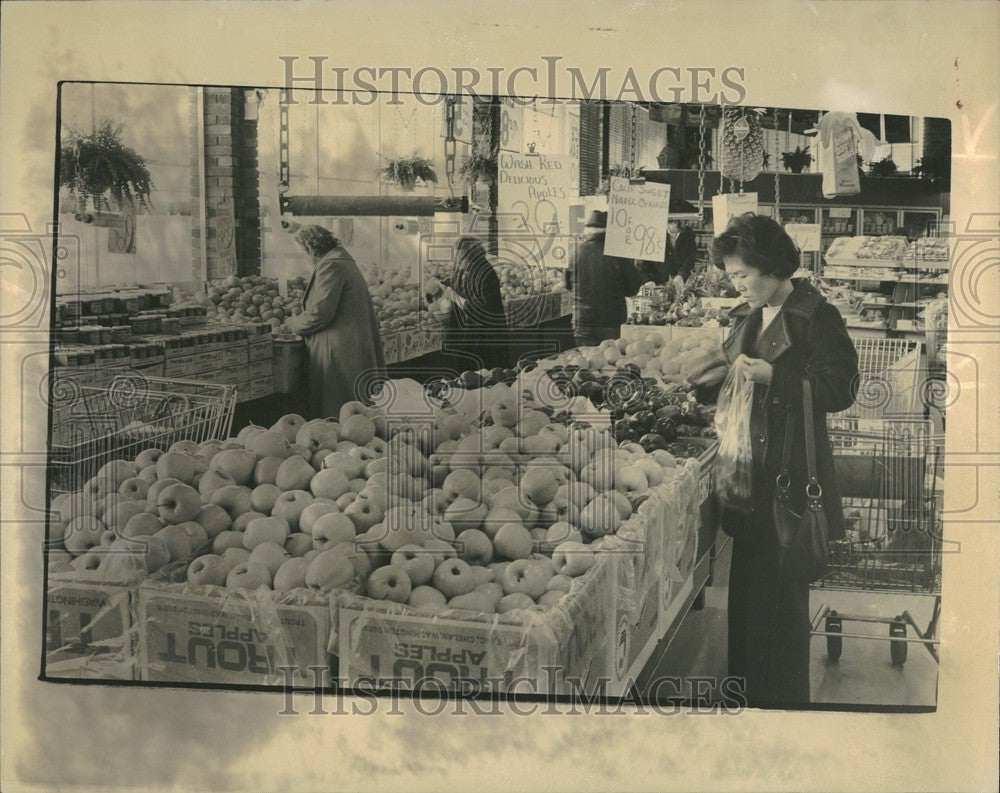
[712,192,758,235]
[107,202,136,255]
[785,223,822,252]
[604,177,671,261]
[829,207,853,219]
[499,97,523,153]
[498,151,576,268]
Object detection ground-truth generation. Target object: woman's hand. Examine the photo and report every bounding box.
[735,354,773,385]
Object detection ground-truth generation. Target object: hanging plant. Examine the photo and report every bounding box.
[720,107,765,183]
[379,155,438,190]
[458,152,498,185]
[60,119,154,214]
[867,157,898,177]
[780,145,812,174]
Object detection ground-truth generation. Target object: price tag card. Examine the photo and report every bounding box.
[711,192,758,235]
[785,223,822,251]
[604,177,671,261]
[829,207,853,218]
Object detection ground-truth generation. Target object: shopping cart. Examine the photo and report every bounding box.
[48,373,237,495]
[836,337,923,422]
[810,419,943,666]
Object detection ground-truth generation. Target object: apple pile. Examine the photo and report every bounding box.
[356,262,437,335]
[203,275,301,331]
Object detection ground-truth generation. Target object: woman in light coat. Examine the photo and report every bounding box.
[286,224,385,418]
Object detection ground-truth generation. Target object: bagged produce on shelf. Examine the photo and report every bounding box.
[712,365,754,511]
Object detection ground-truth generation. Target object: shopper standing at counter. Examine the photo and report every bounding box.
[701,213,859,707]
[437,236,510,370]
[566,210,646,347]
[656,218,698,283]
[286,224,386,418]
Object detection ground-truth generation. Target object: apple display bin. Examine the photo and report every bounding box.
[271,335,305,394]
[331,553,614,697]
[604,459,702,691]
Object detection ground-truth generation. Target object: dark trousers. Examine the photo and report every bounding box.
[573,325,621,348]
[727,533,811,707]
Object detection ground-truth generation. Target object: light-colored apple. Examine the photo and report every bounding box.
[284,532,313,557]
[408,585,446,609]
[305,549,356,592]
[253,456,284,486]
[448,590,497,614]
[210,448,257,486]
[552,541,596,577]
[155,452,196,485]
[340,414,376,445]
[250,483,283,515]
[501,559,549,599]
[443,498,487,534]
[243,516,291,550]
[545,574,573,593]
[275,455,317,492]
[273,557,310,591]
[312,511,357,550]
[249,542,291,578]
[247,430,291,460]
[271,413,307,443]
[232,510,266,532]
[122,511,163,539]
[134,448,163,472]
[226,562,272,590]
[343,494,383,533]
[298,501,339,535]
[271,489,315,532]
[154,524,194,562]
[187,554,228,586]
[492,523,532,561]
[431,558,475,598]
[63,517,106,556]
[220,546,250,572]
[390,544,436,586]
[156,483,202,525]
[117,477,150,501]
[499,592,535,613]
[310,467,351,501]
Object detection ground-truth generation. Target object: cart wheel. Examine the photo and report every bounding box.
[825,612,843,661]
[890,618,908,666]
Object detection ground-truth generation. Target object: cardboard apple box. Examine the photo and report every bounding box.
[44,574,136,680]
[332,552,614,697]
[136,581,338,688]
[43,538,213,681]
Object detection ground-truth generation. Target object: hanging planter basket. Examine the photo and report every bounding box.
[379,155,438,192]
[720,107,765,184]
[780,146,813,174]
[60,119,154,216]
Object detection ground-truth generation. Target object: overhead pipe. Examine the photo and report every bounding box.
[279,194,468,219]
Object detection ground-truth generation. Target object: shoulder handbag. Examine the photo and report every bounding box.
[773,379,829,582]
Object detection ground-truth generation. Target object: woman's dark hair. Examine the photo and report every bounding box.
[710,213,800,278]
[453,236,506,326]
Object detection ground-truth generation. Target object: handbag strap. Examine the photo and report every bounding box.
[777,379,820,494]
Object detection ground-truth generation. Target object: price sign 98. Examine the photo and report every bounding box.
[610,208,663,258]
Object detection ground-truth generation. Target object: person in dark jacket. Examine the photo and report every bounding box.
[438,236,510,370]
[566,210,646,347]
[696,213,859,708]
[657,219,698,282]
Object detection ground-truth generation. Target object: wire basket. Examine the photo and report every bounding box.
[49,374,236,495]
[818,419,942,594]
[838,337,922,421]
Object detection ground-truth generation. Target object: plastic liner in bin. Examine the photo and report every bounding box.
[330,551,614,697]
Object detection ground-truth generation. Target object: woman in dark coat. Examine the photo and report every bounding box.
[286,224,386,419]
[696,213,859,707]
[438,236,510,370]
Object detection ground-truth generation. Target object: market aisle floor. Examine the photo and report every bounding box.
[645,537,940,709]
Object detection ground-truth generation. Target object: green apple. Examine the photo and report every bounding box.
[498,592,535,613]
[271,489,315,532]
[243,516,291,550]
[273,557,309,591]
[209,485,254,520]
[492,523,532,561]
[275,456,316,492]
[271,413,306,443]
[312,512,357,550]
[500,559,549,599]
[448,589,498,614]
[249,541,291,577]
[155,452,196,485]
[407,585,447,609]
[232,510,266,532]
[305,548,356,592]
[455,528,493,565]
[63,516,106,556]
[117,477,150,501]
[285,532,314,558]
[250,483,283,515]
[309,468,351,501]
[213,530,247,554]
[210,448,257,486]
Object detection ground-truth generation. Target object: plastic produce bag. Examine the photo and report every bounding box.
[713,365,754,511]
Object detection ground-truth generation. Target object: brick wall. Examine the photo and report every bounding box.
[189,87,262,281]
